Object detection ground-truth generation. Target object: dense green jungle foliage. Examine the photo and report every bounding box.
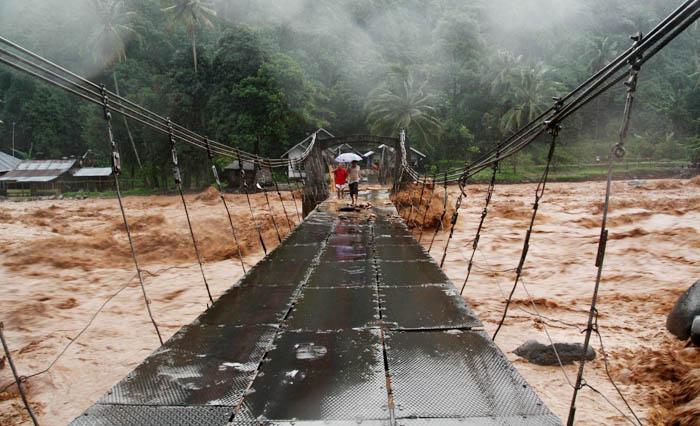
[0,0,698,187]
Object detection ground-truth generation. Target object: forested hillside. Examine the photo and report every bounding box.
[0,0,698,187]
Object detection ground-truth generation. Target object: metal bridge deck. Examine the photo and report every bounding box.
[72,190,561,426]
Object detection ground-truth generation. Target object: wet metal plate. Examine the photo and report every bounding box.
[373,221,411,235]
[235,329,389,422]
[376,244,429,261]
[334,223,370,234]
[306,260,376,288]
[71,404,233,426]
[286,223,334,244]
[239,257,314,287]
[201,285,299,327]
[374,235,417,246]
[385,330,557,421]
[319,243,370,262]
[377,260,449,287]
[99,324,277,406]
[286,287,379,331]
[269,243,323,261]
[337,215,371,225]
[380,285,482,330]
[328,233,369,246]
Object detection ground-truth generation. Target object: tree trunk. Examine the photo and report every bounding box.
[184,166,192,189]
[162,169,169,191]
[113,71,142,169]
[151,166,159,189]
[192,32,198,74]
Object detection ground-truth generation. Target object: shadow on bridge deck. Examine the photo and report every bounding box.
[72,190,561,426]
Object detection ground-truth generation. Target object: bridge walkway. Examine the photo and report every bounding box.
[72,190,561,426]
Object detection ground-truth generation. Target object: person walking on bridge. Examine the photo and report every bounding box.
[348,160,362,206]
[333,163,348,199]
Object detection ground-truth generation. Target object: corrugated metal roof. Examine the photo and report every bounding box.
[0,159,76,182]
[72,167,112,177]
[410,147,427,158]
[0,151,21,173]
[0,176,56,183]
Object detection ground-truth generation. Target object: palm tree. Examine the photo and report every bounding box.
[365,72,442,149]
[501,62,554,134]
[585,36,618,73]
[585,36,618,138]
[486,49,523,102]
[160,0,217,73]
[88,0,142,167]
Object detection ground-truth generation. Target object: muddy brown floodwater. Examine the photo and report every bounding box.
[1,179,699,425]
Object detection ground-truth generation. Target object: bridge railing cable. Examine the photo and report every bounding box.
[101,86,163,345]
[204,139,248,273]
[168,122,214,305]
[566,54,644,426]
[237,151,267,255]
[394,0,698,188]
[0,36,318,168]
[417,172,438,243]
[459,140,501,295]
[267,163,295,234]
[258,180,283,243]
[1,0,696,176]
[491,124,559,341]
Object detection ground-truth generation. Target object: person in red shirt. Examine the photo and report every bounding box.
[333,163,348,199]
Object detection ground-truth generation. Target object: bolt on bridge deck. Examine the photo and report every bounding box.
[72,190,561,426]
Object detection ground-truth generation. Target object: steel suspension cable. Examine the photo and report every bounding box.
[567,62,643,426]
[101,86,163,345]
[2,0,697,174]
[168,123,213,305]
[428,172,449,252]
[259,180,282,243]
[393,1,699,185]
[268,164,294,233]
[204,139,246,274]
[0,46,252,162]
[550,1,699,125]
[439,181,466,268]
[418,171,438,243]
[238,152,267,255]
[492,124,559,341]
[0,38,319,167]
[460,144,501,295]
[410,177,428,228]
[283,167,302,222]
[0,323,39,426]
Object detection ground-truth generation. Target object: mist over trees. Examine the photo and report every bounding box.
[0,0,698,187]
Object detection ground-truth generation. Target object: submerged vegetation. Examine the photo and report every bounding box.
[0,0,698,188]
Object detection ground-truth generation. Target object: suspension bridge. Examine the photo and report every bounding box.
[69,190,559,425]
[0,1,698,425]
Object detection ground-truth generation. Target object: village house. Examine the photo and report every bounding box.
[0,150,21,196]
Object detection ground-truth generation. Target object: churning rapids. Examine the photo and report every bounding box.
[1,177,699,425]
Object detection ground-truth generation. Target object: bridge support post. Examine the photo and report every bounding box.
[393,133,411,192]
[302,139,329,216]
